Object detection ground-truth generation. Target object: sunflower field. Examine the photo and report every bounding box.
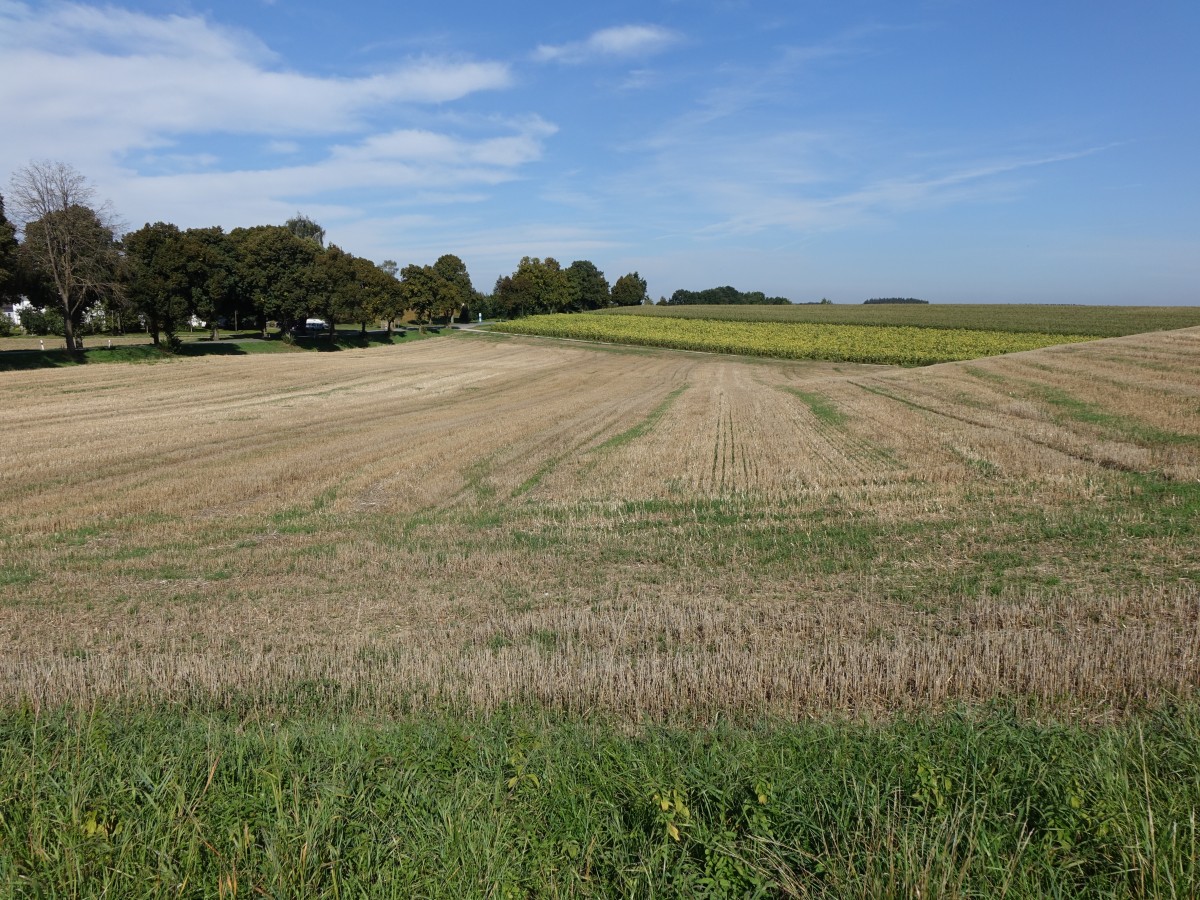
[493,313,1099,366]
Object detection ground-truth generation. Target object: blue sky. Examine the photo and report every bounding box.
[2,0,1197,304]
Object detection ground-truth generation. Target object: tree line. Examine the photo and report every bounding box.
[661,286,791,306]
[0,161,655,350]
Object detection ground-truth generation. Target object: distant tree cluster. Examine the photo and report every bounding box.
[662,286,790,305]
[864,297,928,305]
[3,161,674,347]
[488,258,648,319]
[0,163,404,348]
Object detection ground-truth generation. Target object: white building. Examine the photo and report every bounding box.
[1,299,33,327]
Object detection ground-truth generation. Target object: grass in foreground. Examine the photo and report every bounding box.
[494,313,1098,365]
[599,303,1200,337]
[2,703,1196,898]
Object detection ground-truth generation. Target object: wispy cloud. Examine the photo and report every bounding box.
[682,147,1115,238]
[533,25,679,64]
[330,117,556,168]
[602,32,1115,243]
[108,115,557,231]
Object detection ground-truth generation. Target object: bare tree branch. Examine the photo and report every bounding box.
[8,160,123,349]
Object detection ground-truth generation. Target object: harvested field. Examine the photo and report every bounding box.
[3,328,1199,719]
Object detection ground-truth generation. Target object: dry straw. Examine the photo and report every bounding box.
[2,327,1198,719]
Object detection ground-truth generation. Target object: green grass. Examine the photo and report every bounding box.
[1031,387,1200,448]
[0,345,176,370]
[782,387,846,426]
[595,384,690,452]
[600,303,1200,337]
[2,703,1195,898]
[0,342,301,371]
[0,330,446,371]
[287,328,442,351]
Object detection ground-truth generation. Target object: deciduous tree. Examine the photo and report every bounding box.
[611,271,649,307]
[494,257,572,317]
[311,244,362,338]
[400,263,452,330]
[356,257,405,335]
[230,225,320,336]
[0,193,18,303]
[186,226,243,340]
[8,161,122,350]
[492,272,533,319]
[123,222,194,349]
[284,213,326,248]
[565,260,610,310]
[432,254,475,321]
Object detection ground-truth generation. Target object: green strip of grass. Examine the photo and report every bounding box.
[0,331,446,371]
[0,345,171,370]
[0,342,303,371]
[782,387,846,427]
[596,384,690,452]
[2,703,1196,898]
[1033,386,1200,448]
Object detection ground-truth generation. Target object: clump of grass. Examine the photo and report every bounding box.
[782,386,846,426]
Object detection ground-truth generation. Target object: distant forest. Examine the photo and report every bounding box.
[864,297,929,305]
[663,286,791,305]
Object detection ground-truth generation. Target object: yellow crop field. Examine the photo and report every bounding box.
[493,312,1099,364]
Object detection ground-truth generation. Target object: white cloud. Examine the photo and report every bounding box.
[0,1,538,243]
[326,118,556,169]
[107,115,556,232]
[0,2,513,179]
[533,25,679,64]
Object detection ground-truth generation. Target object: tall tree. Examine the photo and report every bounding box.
[399,263,452,330]
[0,193,19,303]
[185,226,243,340]
[432,254,475,322]
[565,260,610,310]
[492,272,533,319]
[8,161,122,350]
[311,244,362,338]
[230,225,320,337]
[356,257,405,335]
[497,256,572,316]
[611,271,649,307]
[284,213,326,248]
[123,222,194,349]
